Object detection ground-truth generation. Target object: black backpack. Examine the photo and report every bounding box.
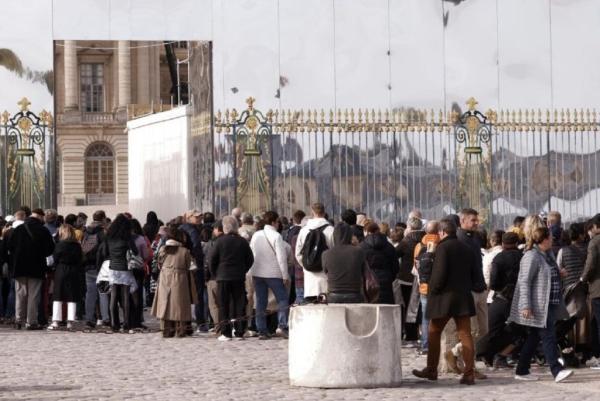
[300,225,329,272]
[416,245,435,284]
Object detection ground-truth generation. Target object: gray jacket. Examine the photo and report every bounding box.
[509,246,568,328]
[582,234,600,299]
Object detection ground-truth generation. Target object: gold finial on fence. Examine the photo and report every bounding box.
[246,97,255,111]
[466,97,478,111]
[17,97,31,112]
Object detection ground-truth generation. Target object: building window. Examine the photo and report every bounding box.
[80,63,104,112]
[85,143,114,203]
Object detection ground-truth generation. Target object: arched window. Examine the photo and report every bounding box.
[85,142,114,204]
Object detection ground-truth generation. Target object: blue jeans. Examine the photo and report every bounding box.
[0,278,15,318]
[254,277,289,334]
[85,271,110,323]
[420,295,429,350]
[516,304,563,377]
[194,269,206,325]
[295,287,304,304]
[592,298,600,354]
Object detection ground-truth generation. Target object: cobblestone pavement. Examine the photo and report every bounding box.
[0,318,599,401]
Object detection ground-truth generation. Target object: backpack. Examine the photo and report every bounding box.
[415,245,435,285]
[81,231,100,255]
[300,225,329,272]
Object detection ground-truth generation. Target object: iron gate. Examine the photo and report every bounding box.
[214,97,600,227]
[0,98,55,215]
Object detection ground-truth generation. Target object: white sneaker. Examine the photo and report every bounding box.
[47,322,59,331]
[96,319,103,326]
[554,369,573,383]
[217,335,232,342]
[515,374,539,381]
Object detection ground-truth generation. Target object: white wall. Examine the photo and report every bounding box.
[127,106,191,221]
[2,0,599,113]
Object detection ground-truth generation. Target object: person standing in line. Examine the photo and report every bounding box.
[396,217,425,346]
[250,211,290,340]
[360,222,399,304]
[152,226,195,338]
[48,224,83,331]
[97,214,139,333]
[323,222,365,303]
[8,208,54,330]
[179,210,207,332]
[209,216,253,341]
[581,214,600,369]
[509,227,573,383]
[295,203,334,301]
[203,220,223,328]
[82,210,109,329]
[413,220,441,355]
[412,218,479,385]
[480,232,522,368]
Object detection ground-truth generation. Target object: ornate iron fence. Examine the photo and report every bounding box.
[0,98,55,215]
[215,97,600,227]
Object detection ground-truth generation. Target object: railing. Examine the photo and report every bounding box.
[57,111,127,125]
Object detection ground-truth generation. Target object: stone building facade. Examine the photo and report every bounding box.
[54,40,188,209]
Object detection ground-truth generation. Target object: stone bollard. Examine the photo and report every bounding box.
[288,304,402,388]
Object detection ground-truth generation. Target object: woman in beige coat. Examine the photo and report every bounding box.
[152,226,197,337]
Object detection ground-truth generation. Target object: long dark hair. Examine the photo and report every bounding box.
[131,219,144,237]
[143,211,160,240]
[106,214,132,241]
[164,225,184,255]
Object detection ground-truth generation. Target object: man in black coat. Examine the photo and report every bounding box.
[8,208,54,329]
[208,216,254,340]
[413,218,478,385]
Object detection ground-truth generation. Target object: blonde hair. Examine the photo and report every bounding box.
[523,215,545,244]
[379,222,390,236]
[59,224,76,241]
[526,226,550,251]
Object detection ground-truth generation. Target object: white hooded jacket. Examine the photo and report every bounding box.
[294,217,334,297]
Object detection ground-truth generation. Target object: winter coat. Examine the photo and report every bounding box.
[557,242,587,288]
[426,235,477,320]
[97,237,137,271]
[179,223,204,277]
[295,217,334,297]
[322,244,365,295]
[208,233,254,281]
[489,247,522,302]
[52,240,84,302]
[395,230,425,282]
[582,234,600,299]
[457,228,486,292]
[8,217,54,279]
[250,225,289,280]
[81,222,105,272]
[509,246,569,328]
[360,233,400,304]
[151,240,197,321]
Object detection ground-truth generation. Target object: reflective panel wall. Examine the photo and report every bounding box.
[2,0,600,224]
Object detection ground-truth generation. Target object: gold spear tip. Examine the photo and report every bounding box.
[466,97,478,111]
[17,97,31,112]
[246,97,256,110]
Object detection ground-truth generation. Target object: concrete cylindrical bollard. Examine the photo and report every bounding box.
[289,304,402,388]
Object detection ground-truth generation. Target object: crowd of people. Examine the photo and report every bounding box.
[1,204,599,385]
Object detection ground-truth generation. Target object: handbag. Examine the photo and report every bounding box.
[126,249,144,271]
[362,262,380,303]
[564,280,588,319]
